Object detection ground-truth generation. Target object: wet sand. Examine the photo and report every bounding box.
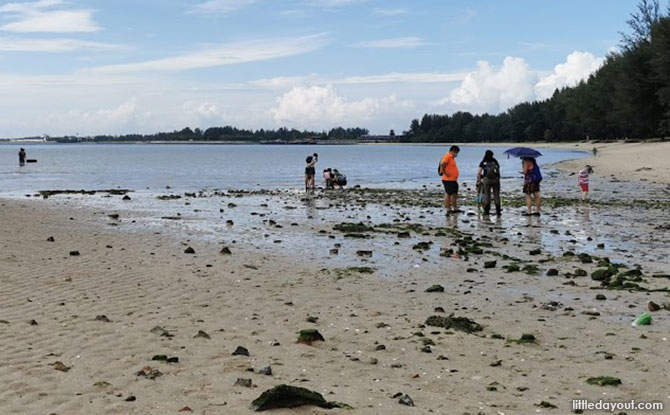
[1,164,670,414]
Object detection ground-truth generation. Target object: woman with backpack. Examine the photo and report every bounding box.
[476,150,501,216]
[522,157,542,216]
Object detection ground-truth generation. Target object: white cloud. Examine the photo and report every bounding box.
[441,57,538,113]
[249,72,465,91]
[0,0,99,33]
[355,36,425,49]
[270,84,412,127]
[0,37,122,52]
[190,0,260,14]
[182,100,225,121]
[440,51,603,114]
[535,51,603,99]
[337,72,465,85]
[372,8,407,16]
[88,34,328,73]
[42,98,143,134]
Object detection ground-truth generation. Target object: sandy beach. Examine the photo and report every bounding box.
[1,142,670,415]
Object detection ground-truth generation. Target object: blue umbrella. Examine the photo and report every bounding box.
[503,147,543,158]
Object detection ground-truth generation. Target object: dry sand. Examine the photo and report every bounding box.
[2,187,670,414]
[548,140,670,185]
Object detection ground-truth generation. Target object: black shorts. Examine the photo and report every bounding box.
[305,167,315,176]
[523,182,540,194]
[442,180,458,195]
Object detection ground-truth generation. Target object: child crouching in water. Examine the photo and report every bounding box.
[578,165,593,201]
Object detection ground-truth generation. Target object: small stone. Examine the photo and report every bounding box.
[306,316,318,323]
[356,250,373,258]
[220,246,232,255]
[546,268,559,276]
[648,301,661,312]
[184,247,195,254]
[46,236,55,242]
[125,396,136,402]
[28,319,38,325]
[258,366,272,376]
[425,284,444,293]
[136,366,162,380]
[490,360,502,367]
[194,330,210,339]
[297,329,325,344]
[177,406,192,412]
[529,249,541,256]
[69,250,80,256]
[234,378,252,388]
[232,346,250,356]
[375,344,386,351]
[95,315,111,322]
[484,260,497,269]
[434,307,445,313]
[52,361,71,372]
[398,394,414,407]
[595,294,607,301]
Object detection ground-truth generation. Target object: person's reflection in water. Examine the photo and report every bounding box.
[302,195,317,219]
[523,214,543,246]
[445,212,459,230]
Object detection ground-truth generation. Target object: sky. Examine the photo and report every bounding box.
[0,0,638,137]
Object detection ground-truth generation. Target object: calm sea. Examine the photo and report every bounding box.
[0,143,586,195]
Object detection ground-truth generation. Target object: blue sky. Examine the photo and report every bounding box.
[0,0,637,137]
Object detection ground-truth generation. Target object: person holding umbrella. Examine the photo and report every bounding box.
[503,147,543,216]
[522,157,542,215]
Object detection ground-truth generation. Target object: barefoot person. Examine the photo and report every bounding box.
[304,153,318,191]
[439,145,461,215]
[18,148,26,166]
[522,157,541,216]
[476,150,501,216]
[578,165,593,201]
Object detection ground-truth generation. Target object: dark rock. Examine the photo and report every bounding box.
[425,315,482,333]
[95,315,111,322]
[46,236,55,242]
[306,316,318,323]
[108,214,120,220]
[434,307,445,313]
[586,376,622,386]
[184,247,196,254]
[356,250,373,258]
[69,250,80,256]
[529,249,541,256]
[125,396,136,402]
[375,344,386,351]
[648,301,661,312]
[297,329,325,344]
[232,346,250,356]
[591,268,614,281]
[220,246,232,255]
[546,268,559,276]
[152,355,168,362]
[136,366,162,380]
[122,195,131,201]
[235,378,252,388]
[574,268,588,277]
[251,384,347,411]
[397,232,411,238]
[194,330,210,339]
[258,366,273,376]
[398,394,414,407]
[509,334,536,344]
[595,294,607,301]
[425,284,444,293]
[28,319,38,325]
[484,261,497,268]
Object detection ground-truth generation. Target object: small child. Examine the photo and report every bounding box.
[475,181,485,212]
[578,165,593,200]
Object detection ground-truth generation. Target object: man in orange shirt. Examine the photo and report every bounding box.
[439,145,461,214]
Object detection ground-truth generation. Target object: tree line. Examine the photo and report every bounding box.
[49,126,370,143]
[402,0,670,143]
